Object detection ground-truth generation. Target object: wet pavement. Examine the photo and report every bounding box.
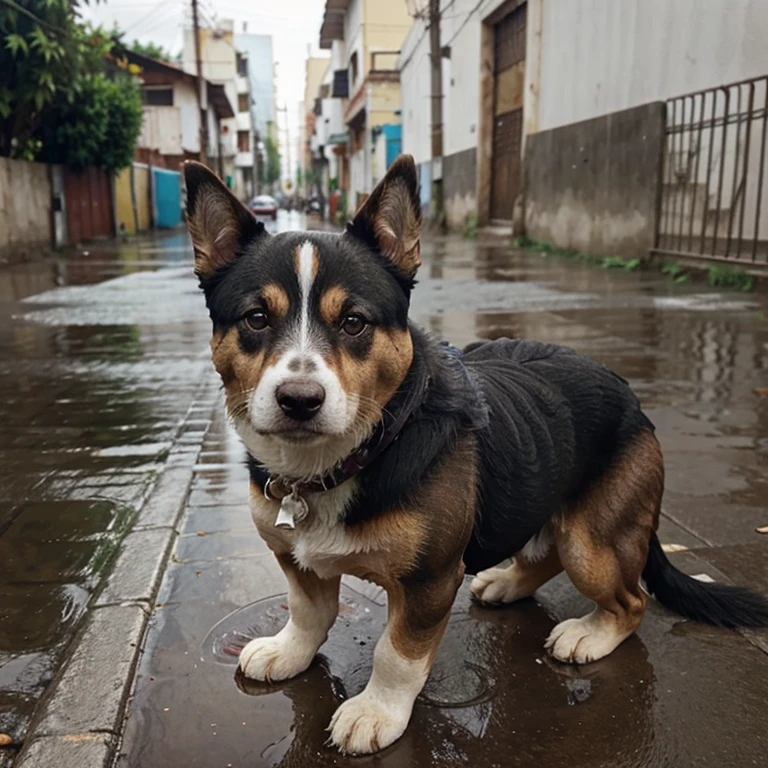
[109,236,768,767]
[0,215,300,760]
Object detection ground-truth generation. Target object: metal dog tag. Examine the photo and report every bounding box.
[274,488,309,530]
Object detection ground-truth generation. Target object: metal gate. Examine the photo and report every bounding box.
[64,167,113,244]
[490,3,526,221]
[654,75,768,264]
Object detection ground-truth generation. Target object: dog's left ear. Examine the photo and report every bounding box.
[184,161,265,280]
[348,154,422,278]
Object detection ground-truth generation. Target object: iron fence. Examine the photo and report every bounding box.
[654,75,768,265]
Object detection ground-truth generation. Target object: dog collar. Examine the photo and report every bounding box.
[256,359,432,530]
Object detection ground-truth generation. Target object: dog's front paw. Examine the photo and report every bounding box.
[328,692,410,755]
[238,633,315,683]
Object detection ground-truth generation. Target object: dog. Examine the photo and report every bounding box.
[184,155,768,755]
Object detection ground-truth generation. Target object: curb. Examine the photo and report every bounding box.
[12,379,222,768]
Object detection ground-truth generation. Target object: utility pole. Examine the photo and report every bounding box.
[191,0,208,164]
[429,0,443,222]
[277,104,291,198]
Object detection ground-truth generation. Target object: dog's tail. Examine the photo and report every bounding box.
[642,532,768,628]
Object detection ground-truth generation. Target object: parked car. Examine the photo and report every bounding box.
[250,195,278,220]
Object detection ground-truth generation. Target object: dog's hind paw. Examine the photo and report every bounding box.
[545,613,625,664]
[470,564,525,604]
[327,692,409,755]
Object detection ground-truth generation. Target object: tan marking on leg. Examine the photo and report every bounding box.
[547,430,663,663]
[472,546,563,604]
[261,282,290,320]
[328,571,458,754]
[318,285,348,325]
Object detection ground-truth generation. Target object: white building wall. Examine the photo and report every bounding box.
[139,107,183,155]
[399,21,430,165]
[535,0,768,132]
[399,0,506,161]
[344,0,365,96]
[175,81,201,153]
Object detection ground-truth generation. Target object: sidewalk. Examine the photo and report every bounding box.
[6,232,768,767]
[0,230,219,766]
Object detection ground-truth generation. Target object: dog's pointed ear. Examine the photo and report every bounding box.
[348,154,422,278]
[183,161,265,280]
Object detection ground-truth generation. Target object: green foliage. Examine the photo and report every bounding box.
[38,71,142,171]
[334,192,348,228]
[602,256,641,271]
[661,262,691,284]
[707,265,755,292]
[464,212,478,239]
[263,135,281,185]
[130,39,174,62]
[296,166,303,188]
[0,0,102,157]
[0,1,142,169]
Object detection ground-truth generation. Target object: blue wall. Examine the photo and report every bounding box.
[152,169,181,229]
[381,124,402,169]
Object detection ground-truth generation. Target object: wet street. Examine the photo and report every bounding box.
[3,219,768,767]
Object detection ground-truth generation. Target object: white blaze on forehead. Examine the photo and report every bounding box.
[297,240,316,351]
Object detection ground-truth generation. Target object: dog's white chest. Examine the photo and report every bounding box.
[251,482,361,577]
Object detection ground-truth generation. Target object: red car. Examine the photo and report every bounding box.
[250,195,278,220]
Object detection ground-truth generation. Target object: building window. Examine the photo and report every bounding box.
[238,93,249,113]
[142,87,173,106]
[349,52,359,87]
[237,130,250,152]
[237,52,248,77]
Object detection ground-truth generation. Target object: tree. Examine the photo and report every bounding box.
[263,135,281,186]
[0,0,98,158]
[130,39,176,63]
[37,70,143,172]
[0,1,143,170]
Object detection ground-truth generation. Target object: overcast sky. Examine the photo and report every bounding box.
[82,0,330,174]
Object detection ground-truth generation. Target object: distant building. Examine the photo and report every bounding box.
[234,31,277,177]
[302,57,331,199]
[126,50,234,170]
[318,0,412,211]
[183,20,260,201]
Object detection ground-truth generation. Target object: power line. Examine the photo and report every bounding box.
[123,2,182,34]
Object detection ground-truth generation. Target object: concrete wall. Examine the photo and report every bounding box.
[524,102,665,260]
[534,0,768,132]
[399,21,431,165]
[115,164,153,236]
[399,0,507,160]
[443,148,478,230]
[0,158,52,262]
[344,0,365,95]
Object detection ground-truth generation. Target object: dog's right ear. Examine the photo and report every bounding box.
[184,161,265,280]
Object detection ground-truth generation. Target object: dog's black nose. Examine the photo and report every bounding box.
[276,380,326,421]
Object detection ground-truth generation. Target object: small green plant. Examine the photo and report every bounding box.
[464,212,478,239]
[602,256,641,271]
[661,262,690,284]
[707,265,755,292]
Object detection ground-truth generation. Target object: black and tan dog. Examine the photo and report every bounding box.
[184,155,768,755]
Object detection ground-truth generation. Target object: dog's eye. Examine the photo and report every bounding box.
[244,310,269,331]
[341,314,366,337]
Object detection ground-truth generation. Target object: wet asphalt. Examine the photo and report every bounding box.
[3,217,768,767]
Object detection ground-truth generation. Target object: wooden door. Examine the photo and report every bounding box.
[490,4,526,221]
